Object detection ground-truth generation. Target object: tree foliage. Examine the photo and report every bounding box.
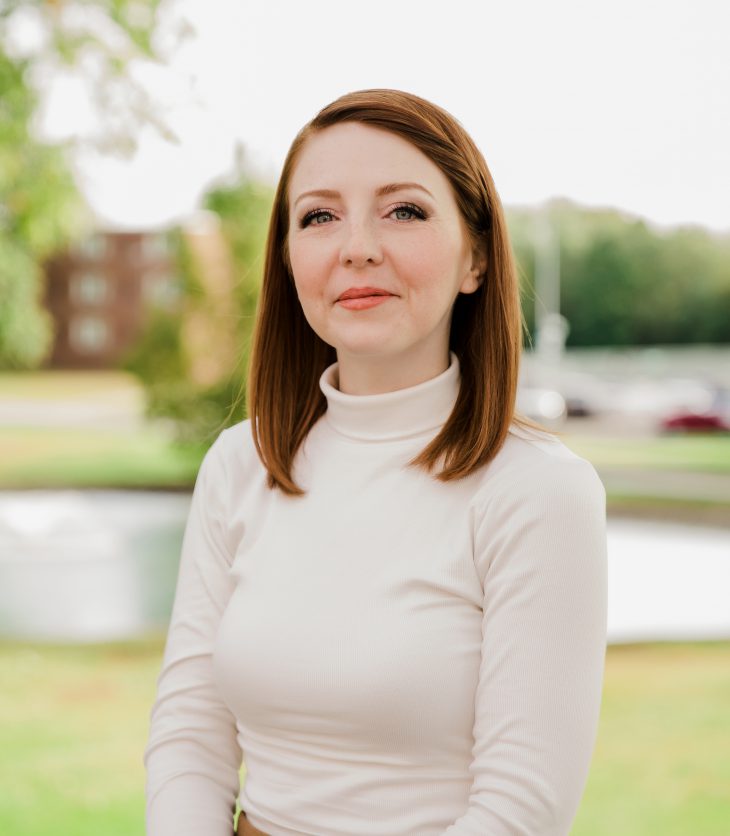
[0,0,164,368]
[508,200,730,347]
[0,43,86,366]
[204,174,274,361]
[124,174,275,443]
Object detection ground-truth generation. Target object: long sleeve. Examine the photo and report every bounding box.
[443,455,608,835]
[144,436,243,835]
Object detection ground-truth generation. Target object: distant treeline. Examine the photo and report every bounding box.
[507,200,730,347]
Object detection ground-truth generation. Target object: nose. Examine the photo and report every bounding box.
[339,219,383,268]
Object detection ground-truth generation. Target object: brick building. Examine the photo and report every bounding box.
[42,229,179,369]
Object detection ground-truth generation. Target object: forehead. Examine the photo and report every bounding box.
[288,122,452,201]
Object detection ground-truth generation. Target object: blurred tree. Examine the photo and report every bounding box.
[124,170,274,443]
[0,0,167,368]
[0,46,84,366]
[508,200,730,348]
[204,171,273,366]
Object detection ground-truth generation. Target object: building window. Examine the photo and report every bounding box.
[141,233,169,260]
[69,316,110,354]
[142,272,180,308]
[70,273,109,306]
[78,234,107,259]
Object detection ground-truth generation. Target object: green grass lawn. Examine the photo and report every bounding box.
[0,638,163,836]
[0,639,727,835]
[0,427,206,489]
[0,370,208,489]
[572,642,730,836]
[562,433,730,473]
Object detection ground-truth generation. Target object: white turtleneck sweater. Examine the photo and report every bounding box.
[144,353,607,836]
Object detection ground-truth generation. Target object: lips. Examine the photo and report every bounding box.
[337,286,394,301]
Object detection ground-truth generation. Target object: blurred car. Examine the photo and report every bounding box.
[564,394,593,417]
[660,411,730,433]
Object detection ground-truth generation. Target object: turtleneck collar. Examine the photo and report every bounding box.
[318,352,461,442]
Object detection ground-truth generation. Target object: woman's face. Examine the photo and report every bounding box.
[286,122,483,391]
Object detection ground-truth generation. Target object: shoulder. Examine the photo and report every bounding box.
[469,421,605,519]
[196,418,268,499]
[468,423,607,580]
[192,419,271,553]
[204,418,260,469]
[206,418,260,467]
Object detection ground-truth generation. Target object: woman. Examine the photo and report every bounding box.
[144,89,607,836]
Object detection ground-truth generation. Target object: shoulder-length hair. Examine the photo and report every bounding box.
[248,88,531,495]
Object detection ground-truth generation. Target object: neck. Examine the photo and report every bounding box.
[335,346,452,396]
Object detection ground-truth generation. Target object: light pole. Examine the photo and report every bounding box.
[534,209,569,374]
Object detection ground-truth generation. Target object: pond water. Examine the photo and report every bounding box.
[0,490,190,642]
[0,490,728,643]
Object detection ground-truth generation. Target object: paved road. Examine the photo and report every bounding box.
[0,384,147,429]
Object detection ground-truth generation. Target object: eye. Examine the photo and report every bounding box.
[300,209,336,228]
[389,202,427,222]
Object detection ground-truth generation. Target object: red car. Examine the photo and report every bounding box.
[660,411,730,432]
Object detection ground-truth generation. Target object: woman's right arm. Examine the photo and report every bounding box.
[144,435,243,835]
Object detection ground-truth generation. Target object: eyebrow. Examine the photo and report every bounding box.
[293,181,434,209]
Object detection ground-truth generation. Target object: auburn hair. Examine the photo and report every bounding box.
[248,88,531,495]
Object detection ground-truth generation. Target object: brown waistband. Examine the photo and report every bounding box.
[236,812,269,836]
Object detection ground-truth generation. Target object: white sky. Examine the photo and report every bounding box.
[29,0,730,232]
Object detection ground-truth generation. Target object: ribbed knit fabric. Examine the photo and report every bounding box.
[144,352,608,836]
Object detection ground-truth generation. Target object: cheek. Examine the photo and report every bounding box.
[290,272,328,341]
[394,231,464,297]
[288,237,330,297]
[288,246,333,343]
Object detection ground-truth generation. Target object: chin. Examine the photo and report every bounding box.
[337,344,393,358]
[329,330,398,357]
[334,340,402,360]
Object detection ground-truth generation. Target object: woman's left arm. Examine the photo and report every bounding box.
[443,455,608,836]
